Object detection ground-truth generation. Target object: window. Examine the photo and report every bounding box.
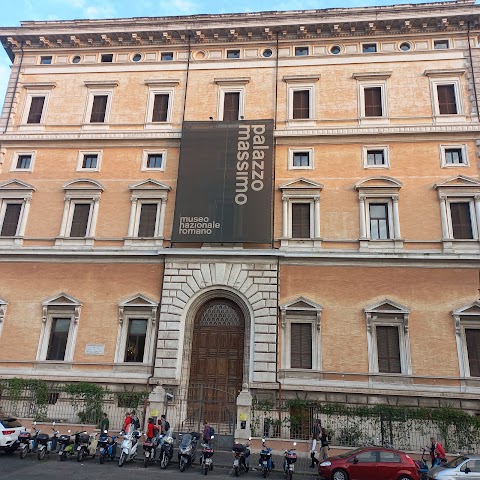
[284,75,319,124]
[145,80,178,127]
[72,55,81,64]
[354,451,377,463]
[11,152,35,172]
[453,301,480,378]
[56,179,104,246]
[141,150,166,171]
[223,92,240,121]
[126,179,171,246]
[441,145,468,167]
[280,297,323,372]
[40,56,52,65]
[215,78,249,122]
[280,178,323,247]
[0,298,6,337]
[46,318,71,361]
[27,97,45,123]
[425,71,465,120]
[83,81,118,128]
[399,42,411,52]
[262,49,273,58]
[353,72,391,123]
[77,151,102,171]
[462,460,480,473]
[330,45,341,55]
[295,46,309,56]
[364,87,383,117]
[161,52,173,61]
[434,175,480,248]
[293,90,310,119]
[365,299,412,376]
[0,179,35,245]
[132,53,142,62]
[363,146,389,168]
[290,323,312,368]
[115,294,159,365]
[21,83,55,128]
[289,149,313,169]
[355,177,403,248]
[434,39,449,49]
[101,54,113,62]
[227,50,240,59]
[379,452,401,463]
[362,43,377,53]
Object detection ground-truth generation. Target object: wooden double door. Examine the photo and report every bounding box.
[188,298,245,426]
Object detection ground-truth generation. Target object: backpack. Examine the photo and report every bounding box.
[164,421,170,432]
[133,416,140,430]
[209,426,214,437]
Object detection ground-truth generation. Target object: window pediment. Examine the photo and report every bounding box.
[119,293,159,308]
[0,179,36,192]
[280,296,323,313]
[42,292,82,308]
[63,178,105,192]
[280,178,324,195]
[355,176,402,192]
[365,298,410,315]
[352,71,392,80]
[434,175,480,192]
[129,179,171,192]
[453,301,480,318]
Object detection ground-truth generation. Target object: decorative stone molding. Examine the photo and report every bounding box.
[453,301,480,377]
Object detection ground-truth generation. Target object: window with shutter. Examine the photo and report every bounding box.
[90,95,108,123]
[125,319,148,362]
[437,85,457,114]
[223,92,240,121]
[364,87,382,117]
[293,90,310,119]
[376,325,401,373]
[46,318,71,361]
[292,203,310,238]
[290,323,312,369]
[69,204,91,237]
[1,204,22,236]
[152,94,169,122]
[137,204,158,237]
[450,202,473,239]
[466,329,480,377]
[27,97,46,124]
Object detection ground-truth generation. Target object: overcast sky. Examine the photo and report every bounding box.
[0,0,438,110]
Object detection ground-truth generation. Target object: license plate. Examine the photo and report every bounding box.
[100,448,105,454]
[263,461,267,466]
[206,458,212,465]
[77,446,81,451]
[145,452,150,457]
[289,465,294,471]
[234,459,239,466]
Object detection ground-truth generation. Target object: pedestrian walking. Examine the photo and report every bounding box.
[309,419,321,468]
[428,436,446,467]
[99,412,109,433]
[320,427,330,460]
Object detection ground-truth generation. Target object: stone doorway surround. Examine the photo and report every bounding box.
[153,257,279,388]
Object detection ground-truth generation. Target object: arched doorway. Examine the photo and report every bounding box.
[187,297,245,435]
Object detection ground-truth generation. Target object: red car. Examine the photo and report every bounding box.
[318,447,420,480]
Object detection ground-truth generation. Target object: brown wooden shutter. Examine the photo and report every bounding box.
[137,204,158,237]
[1,204,22,236]
[90,95,108,123]
[364,87,382,116]
[450,202,473,239]
[466,329,480,377]
[69,204,90,237]
[437,85,457,114]
[152,94,169,122]
[376,326,401,373]
[292,203,310,238]
[223,92,240,121]
[27,97,45,124]
[293,90,310,119]
[291,323,312,369]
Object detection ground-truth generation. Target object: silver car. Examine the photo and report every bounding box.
[428,455,480,479]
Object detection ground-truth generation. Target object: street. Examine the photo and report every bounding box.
[0,452,318,480]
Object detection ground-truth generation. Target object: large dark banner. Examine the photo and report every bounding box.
[172,120,274,243]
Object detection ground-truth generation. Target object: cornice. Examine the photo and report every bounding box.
[1,123,479,143]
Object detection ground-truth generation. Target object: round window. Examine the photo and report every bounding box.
[72,55,81,64]
[399,42,411,51]
[262,48,273,58]
[330,45,341,55]
[132,53,142,62]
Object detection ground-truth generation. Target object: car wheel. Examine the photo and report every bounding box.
[333,469,349,480]
[398,477,412,480]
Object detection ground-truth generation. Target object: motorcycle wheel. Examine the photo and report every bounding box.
[160,452,169,469]
[234,466,239,477]
[245,466,249,473]
[119,452,126,467]
[144,457,148,468]
[179,458,186,472]
[60,451,66,462]
[20,447,27,459]
[287,471,292,480]
[77,450,84,462]
[38,448,46,461]
[204,464,208,475]
[210,464,213,471]
[100,454,105,464]
[262,468,267,478]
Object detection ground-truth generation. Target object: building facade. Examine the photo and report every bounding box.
[0,0,480,438]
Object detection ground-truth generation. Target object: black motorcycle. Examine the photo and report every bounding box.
[98,432,118,464]
[232,437,251,476]
[142,433,157,468]
[159,434,174,469]
[58,430,83,461]
[178,432,199,472]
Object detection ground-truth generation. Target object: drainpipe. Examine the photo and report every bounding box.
[3,41,24,134]
[182,33,192,124]
[467,21,480,123]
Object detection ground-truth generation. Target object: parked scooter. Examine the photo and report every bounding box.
[37,424,59,460]
[98,431,118,464]
[259,438,274,478]
[142,433,158,468]
[178,432,199,472]
[58,430,84,461]
[415,449,430,480]
[283,442,297,480]
[200,435,215,475]
[18,422,40,459]
[118,430,141,466]
[76,431,98,462]
[159,433,175,469]
[232,437,251,476]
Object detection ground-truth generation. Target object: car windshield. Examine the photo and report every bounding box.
[338,448,364,459]
[0,418,22,428]
[180,434,192,447]
[445,456,469,468]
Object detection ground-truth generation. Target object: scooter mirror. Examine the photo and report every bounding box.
[67,429,71,433]
[104,430,108,434]
[33,421,37,426]
[211,435,215,439]
[249,436,252,441]
[52,421,55,426]
[293,442,297,446]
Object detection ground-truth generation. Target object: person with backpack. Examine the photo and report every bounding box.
[131,410,141,430]
[160,414,170,435]
[202,420,213,444]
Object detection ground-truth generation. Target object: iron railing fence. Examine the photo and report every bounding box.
[251,401,480,454]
